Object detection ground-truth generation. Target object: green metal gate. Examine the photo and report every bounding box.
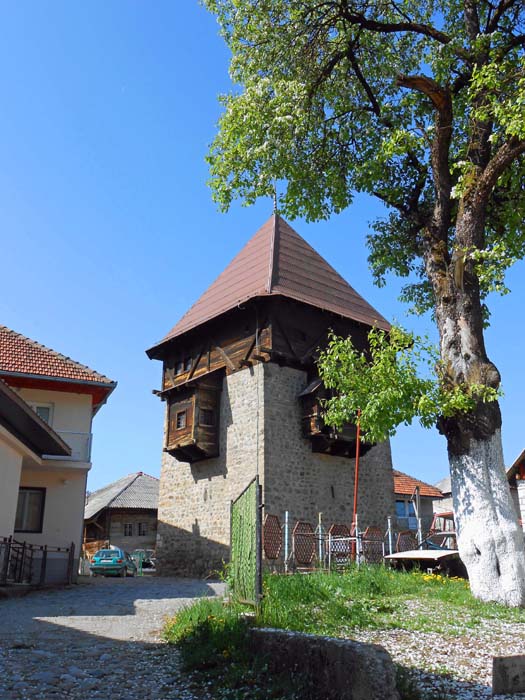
[230,476,262,606]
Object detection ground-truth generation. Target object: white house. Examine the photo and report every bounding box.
[0,325,116,580]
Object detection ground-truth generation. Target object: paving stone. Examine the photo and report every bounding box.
[0,576,224,699]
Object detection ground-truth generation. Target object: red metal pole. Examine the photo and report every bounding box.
[353,409,362,525]
[352,409,361,560]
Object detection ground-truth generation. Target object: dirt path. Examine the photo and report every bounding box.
[0,575,225,699]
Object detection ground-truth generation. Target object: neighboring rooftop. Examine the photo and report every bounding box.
[434,475,451,495]
[84,472,159,521]
[0,325,116,413]
[0,325,115,386]
[148,214,389,353]
[393,470,444,499]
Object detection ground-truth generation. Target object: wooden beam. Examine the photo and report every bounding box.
[213,341,236,371]
[241,334,257,368]
[274,316,298,358]
[188,345,205,381]
[300,329,328,362]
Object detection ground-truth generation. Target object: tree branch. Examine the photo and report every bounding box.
[487,0,520,32]
[339,7,471,61]
[397,74,453,240]
[475,137,525,203]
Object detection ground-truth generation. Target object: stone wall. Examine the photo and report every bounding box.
[156,363,395,576]
[156,365,264,576]
[263,363,395,532]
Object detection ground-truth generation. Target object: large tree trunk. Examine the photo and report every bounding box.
[449,425,525,605]
[428,206,525,605]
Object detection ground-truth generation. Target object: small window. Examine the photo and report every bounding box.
[199,409,215,427]
[29,403,53,425]
[124,523,133,537]
[176,360,184,375]
[184,357,192,372]
[176,410,187,429]
[15,488,46,533]
[138,523,147,536]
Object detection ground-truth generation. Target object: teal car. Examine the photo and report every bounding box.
[89,548,137,577]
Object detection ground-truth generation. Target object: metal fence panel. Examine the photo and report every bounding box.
[230,476,262,606]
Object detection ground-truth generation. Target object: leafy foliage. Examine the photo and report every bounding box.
[317,326,499,443]
[204,0,525,317]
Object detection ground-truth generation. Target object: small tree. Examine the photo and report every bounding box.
[204,0,525,604]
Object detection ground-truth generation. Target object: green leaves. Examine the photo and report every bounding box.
[317,326,500,443]
[205,0,525,320]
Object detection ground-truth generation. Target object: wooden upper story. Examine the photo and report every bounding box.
[147,215,389,462]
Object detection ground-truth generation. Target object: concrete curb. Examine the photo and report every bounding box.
[250,627,400,700]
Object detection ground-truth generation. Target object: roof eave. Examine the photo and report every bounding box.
[146,291,390,360]
[0,370,116,390]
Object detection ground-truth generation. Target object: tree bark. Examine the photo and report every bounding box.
[449,428,525,605]
[428,207,525,605]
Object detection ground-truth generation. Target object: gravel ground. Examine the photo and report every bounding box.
[0,576,225,700]
[352,606,525,699]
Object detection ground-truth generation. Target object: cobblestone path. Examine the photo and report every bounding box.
[0,576,225,699]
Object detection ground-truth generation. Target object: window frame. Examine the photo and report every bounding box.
[14,487,46,534]
[28,402,54,426]
[123,523,133,537]
[176,410,187,430]
[138,522,147,537]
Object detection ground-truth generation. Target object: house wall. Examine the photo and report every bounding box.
[0,437,23,536]
[395,496,436,532]
[107,510,157,551]
[19,466,87,578]
[17,388,93,434]
[433,495,453,513]
[157,363,395,576]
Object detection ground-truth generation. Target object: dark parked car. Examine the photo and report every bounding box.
[89,548,137,577]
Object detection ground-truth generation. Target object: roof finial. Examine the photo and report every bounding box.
[272,182,278,214]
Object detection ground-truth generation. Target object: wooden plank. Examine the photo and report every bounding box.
[188,346,204,381]
[213,342,236,371]
[300,329,329,362]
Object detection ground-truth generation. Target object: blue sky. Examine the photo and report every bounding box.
[0,2,523,492]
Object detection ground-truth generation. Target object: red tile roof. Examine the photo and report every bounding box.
[0,325,115,386]
[149,215,389,350]
[393,470,444,499]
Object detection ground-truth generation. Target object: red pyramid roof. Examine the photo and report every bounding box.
[150,215,389,351]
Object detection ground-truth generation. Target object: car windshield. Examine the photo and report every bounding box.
[95,550,118,558]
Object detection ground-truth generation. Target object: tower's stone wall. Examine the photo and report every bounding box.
[156,363,395,576]
[156,366,264,576]
[263,363,395,531]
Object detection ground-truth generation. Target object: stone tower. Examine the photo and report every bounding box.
[147,215,395,576]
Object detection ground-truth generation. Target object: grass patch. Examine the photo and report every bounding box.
[164,566,525,699]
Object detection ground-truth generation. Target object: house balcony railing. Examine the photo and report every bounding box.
[44,431,92,463]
